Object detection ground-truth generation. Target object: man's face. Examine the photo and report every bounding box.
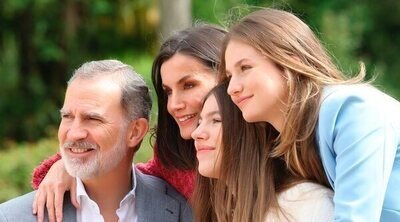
[58,75,129,179]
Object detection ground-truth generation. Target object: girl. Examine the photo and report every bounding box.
[221,8,400,221]
[191,81,333,221]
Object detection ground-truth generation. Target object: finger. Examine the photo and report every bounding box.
[32,190,39,214]
[54,187,65,222]
[35,190,46,222]
[70,180,80,209]
[46,189,56,222]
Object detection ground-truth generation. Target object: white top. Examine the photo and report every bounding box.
[75,170,138,222]
[264,182,334,222]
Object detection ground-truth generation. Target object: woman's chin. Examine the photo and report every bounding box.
[180,130,193,140]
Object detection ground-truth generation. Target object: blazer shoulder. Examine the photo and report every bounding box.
[0,191,76,222]
[136,169,186,202]
[0,191,38,222]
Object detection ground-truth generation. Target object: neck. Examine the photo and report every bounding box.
[81,157,134,220]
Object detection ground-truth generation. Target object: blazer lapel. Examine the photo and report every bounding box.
[63,192,77,222]
[135,170,181,222]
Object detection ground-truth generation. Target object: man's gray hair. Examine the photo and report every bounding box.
[68,59,152,120]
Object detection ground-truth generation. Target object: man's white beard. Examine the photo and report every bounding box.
[61,132,128,180]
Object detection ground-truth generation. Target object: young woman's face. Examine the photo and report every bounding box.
[224,39,288,132]
[191,94,222,178]
[161,53,217,139]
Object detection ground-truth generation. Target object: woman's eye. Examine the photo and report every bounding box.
[241,65,251,71]
[212,118,221,124]
[184,83,195,90]
[164,89,172,96]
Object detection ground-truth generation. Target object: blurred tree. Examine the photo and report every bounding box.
[0,0,158,146]
[159,0,192,40]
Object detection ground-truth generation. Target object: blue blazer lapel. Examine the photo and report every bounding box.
[135,170,182,222]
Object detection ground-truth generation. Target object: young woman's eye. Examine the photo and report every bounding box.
[241,65,252,72]
[212,118,222,124]
[183,82,195,90]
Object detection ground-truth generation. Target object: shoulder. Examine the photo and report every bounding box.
[321,84,379,113]
[135,168,193,221]
[277,182,334,222]
[0,191,75,222]
[320,84,400,115]
[0,191,38,222]
[135,168,187,203]
[280,182,333,202]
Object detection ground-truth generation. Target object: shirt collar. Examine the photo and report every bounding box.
[75,164,137,205]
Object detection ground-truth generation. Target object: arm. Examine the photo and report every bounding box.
[136,152,195,200]
[31,153,62,189]
[318,86,398,221]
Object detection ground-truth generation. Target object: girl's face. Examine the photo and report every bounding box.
[191,94,222,178]
[224,39,288,132]
[161,53,217,139]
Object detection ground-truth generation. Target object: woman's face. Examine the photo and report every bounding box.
[224,39,288,132]
[161,53,217,139]
[191,94,222,178]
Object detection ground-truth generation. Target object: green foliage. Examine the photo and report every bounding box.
[0,138,58,202]
[0,0,158,145]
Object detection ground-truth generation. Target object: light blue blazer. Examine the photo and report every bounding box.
[0,169,193,222]
[317,84,400,221]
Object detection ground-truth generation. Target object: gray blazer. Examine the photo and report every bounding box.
[0,169,193,222]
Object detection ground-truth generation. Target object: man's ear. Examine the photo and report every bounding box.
[126,118,149,149]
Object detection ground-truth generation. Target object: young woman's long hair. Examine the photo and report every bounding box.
[151,24,227,170]
[192,81,295,222]
[219,8,366,186]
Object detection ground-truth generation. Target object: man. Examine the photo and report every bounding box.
[0,60,192,222]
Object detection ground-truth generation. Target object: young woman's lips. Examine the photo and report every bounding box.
[234,95,253,107]
[196,145,214,155]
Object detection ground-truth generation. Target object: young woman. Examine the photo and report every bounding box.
[31,24,227,222]
[220,8,400,221]
[191,81,333,222]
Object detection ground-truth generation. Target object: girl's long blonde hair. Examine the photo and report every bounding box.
[219,8,366,185]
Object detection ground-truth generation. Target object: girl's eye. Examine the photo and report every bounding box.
[212,118,222,124]
[184,83,195,90]
[241,65,252,71]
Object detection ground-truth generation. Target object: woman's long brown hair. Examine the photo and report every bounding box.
[192,81,296,222]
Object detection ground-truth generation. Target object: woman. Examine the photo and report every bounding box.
[191,81,333,221]
[220,8,400,221]
[31,24,226,222]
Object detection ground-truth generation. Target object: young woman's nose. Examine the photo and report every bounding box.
[227,75,243,96]
[191,124,208,140]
